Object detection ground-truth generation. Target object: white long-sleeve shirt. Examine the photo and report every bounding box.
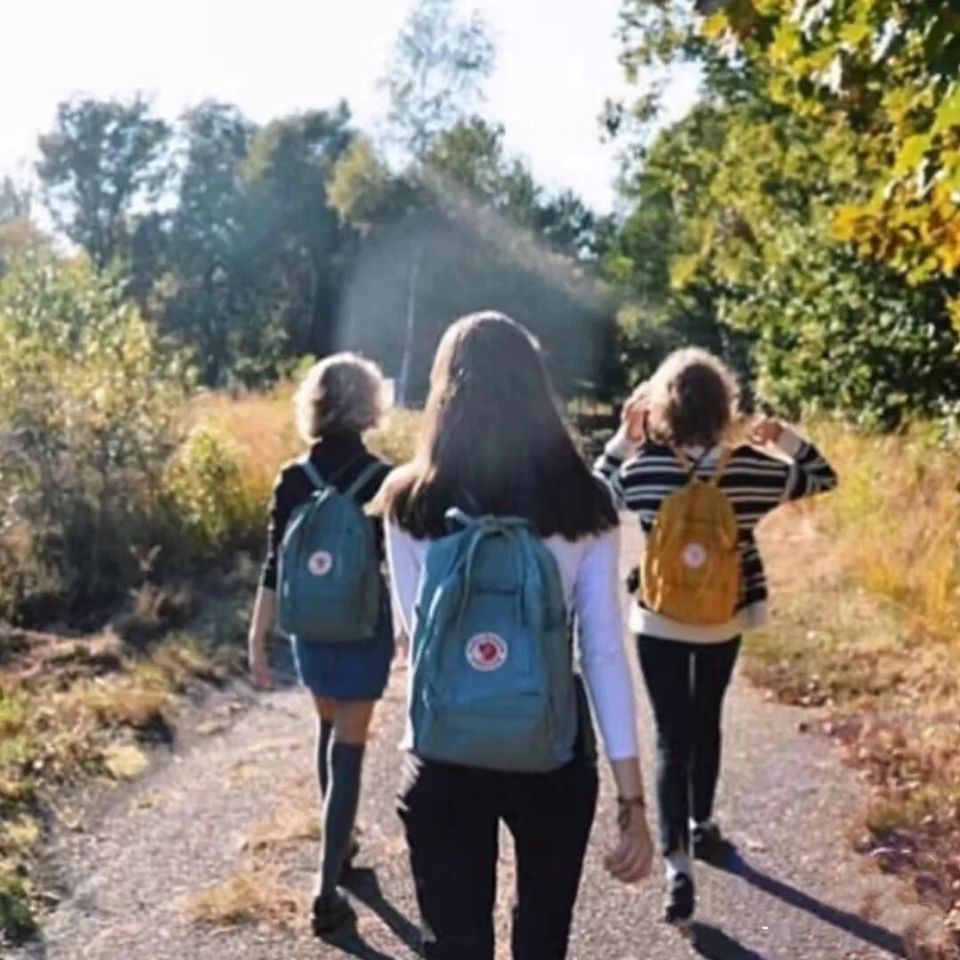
[385,521,639,762]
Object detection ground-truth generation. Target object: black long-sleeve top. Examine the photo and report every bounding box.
[259,432,391,591]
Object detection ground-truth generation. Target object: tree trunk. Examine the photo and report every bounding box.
[397,244,423,407]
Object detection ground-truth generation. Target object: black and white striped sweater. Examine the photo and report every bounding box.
[595,426,838,643]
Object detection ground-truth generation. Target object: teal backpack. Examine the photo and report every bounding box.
[277,459,383,642]
[409,510,578,773]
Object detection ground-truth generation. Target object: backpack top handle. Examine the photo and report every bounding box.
[668,444,734,486]
[452,511,538,631]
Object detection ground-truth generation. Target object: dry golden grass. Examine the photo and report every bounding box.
[0,631,230,942]
[818,424,960,642]
[185,779,317,932]
[186,866,304,931]
[745,424,960,953]
[367,408,422,465]
[191,383,421,508]
[190,385,301,508]
[246,780,320,854]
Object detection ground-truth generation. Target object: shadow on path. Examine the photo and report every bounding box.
[346,867,424,956]
[692,922,766,959]
[319,934,398,960]
[712,844,905,958]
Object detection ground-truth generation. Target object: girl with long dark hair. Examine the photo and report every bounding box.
[378,312,653,960]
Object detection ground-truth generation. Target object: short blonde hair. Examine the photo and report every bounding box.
[294,353,387,442]
[645,347,740,448]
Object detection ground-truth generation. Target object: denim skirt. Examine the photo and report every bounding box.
[291,581,394,701]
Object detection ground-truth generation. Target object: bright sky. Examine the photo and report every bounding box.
[0,0,700,213]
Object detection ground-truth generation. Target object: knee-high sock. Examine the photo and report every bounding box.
[316,718,334,801]
[319,742,365,896]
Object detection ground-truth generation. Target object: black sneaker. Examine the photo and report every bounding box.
[665,873,695,929]
[311,890,356,938]
[692,822,726,862]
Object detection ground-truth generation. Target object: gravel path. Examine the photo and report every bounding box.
[8,531,931,960]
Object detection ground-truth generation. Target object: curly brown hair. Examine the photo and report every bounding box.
[645,347,740,449]
[294,353,388,441]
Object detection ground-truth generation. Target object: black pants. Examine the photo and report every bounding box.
[398,755,599,960]
[638,634,741,857]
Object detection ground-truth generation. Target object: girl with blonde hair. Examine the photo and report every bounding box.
[248,352,394,937]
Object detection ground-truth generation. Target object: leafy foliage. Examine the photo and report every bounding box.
[610,0,960,426]
[334,116,618,402]
[37,95,172,270]
[695,0,960,283]
[159,102,257,384]
[381,0,496,161]
[164,426,262,557]
[0,180,48,278]
[0,256,190,623]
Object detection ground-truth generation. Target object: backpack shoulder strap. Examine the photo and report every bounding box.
[708,447,735,487]
[669,444,710,481]
[344,460,386,501]
[299,458,326,491]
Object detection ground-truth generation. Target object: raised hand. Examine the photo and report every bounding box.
[749,416,784,446]
[622,382,652,444]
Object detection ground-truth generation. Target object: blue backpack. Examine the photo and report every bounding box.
[409,511,578,773]
[277,459,384,642]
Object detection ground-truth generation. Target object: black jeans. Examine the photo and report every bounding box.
[638,634,741,857]
[398,755,599,960]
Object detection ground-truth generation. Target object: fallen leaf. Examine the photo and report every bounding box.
[102,744,149,781]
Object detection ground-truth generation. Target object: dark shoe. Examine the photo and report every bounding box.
[311,891,356,938]
[692,822,727,862]
[665,873,695,929]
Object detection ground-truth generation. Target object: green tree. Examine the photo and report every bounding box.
[241,104,355,370]
[424,117,600,257]
[693,0,960,283]
[382,0,495,161]
[334,119,617,403]
[37,95,172,269]
[377,0,496,402]
[0,179,48,276]
[609,0,960,426]
[0,256,190,622]
[162,102,257,384]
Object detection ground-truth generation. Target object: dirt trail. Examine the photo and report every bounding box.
[8,530,936,960]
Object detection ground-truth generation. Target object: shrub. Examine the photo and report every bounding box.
[164,426,263,558]
[0,256,191,625]
[817,423,960,642]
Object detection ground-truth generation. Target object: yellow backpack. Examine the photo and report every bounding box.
[641,447,741,626]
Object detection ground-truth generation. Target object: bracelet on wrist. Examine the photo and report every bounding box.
[616,795,646,829]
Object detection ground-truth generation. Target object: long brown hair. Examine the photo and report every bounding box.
[377,312,617,540]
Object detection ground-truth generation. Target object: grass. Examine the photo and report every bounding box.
[185,778,316,933]
[743,423,960,956]
[187,865,303,931]
[0,589,252,945]
[192,382,421,505]
[0,382,418,945]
